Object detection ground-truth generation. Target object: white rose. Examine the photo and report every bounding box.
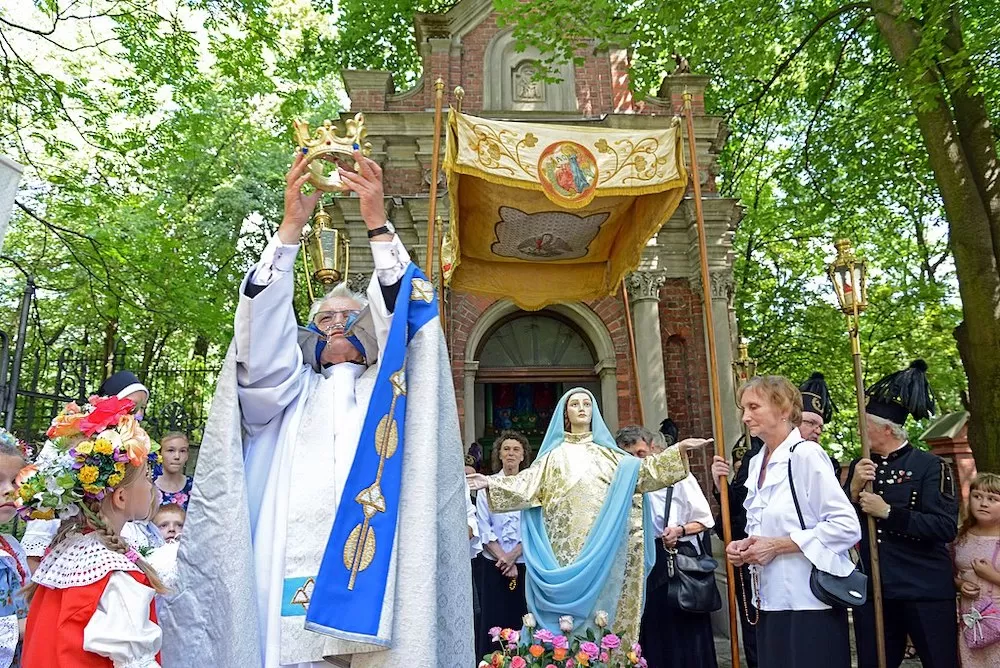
[522,613,536,629]
[559,615,574,633]
[594,610,609,628]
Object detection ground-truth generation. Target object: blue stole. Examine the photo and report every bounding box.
[304,264,438,642]
[521,453,655,635]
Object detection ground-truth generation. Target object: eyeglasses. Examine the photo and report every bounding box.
[314,309,360,329]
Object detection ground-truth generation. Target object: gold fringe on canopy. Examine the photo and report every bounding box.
[442,110,688,310]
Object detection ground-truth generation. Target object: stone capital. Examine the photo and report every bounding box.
[624,271,666,302]
[688,269,734,302]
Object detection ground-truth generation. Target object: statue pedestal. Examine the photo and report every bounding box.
[0,156,24,255]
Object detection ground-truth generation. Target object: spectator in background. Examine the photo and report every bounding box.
[475,430,529,659]
[154,504,185,543]
[154,432,193,509]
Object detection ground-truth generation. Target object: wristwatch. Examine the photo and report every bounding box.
[367,221,395,238]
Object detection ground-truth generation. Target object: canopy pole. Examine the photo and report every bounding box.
[621,281,645,427]
[426,78,445,311]
[684,90,742,668]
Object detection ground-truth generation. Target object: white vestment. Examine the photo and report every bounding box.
[158,232,474,668]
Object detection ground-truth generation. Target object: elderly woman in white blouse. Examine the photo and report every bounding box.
[475,430,529,658]
[724,375,861,668]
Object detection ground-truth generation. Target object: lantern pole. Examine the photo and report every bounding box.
[684,90,741,668]
[731,339,756,447]
[828,239,886,668]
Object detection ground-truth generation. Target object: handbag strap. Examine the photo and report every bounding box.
[785,441,809,531]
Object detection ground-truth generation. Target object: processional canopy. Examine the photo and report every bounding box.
[442,110,688,310]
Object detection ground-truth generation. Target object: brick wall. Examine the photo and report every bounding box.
[658,278,713,488]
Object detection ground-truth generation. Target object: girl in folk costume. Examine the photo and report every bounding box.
[18,396,166,668]
[954,472,1000,667]
[0,429,31,668]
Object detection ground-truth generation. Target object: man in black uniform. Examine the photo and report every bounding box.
[711,371,837,668]
[845,360,958,668]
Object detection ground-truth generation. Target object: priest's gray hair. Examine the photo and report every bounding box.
[868,413,907,441]
[307,282,367,322]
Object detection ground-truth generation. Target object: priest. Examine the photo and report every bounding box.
[160,150,473,668]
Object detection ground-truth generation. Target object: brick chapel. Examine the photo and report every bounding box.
[331,0,743,482]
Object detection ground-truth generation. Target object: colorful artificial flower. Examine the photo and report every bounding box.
[17,396,160,521]
[600,634,621,651]
[77,396,134,436]
[594,610,609,629]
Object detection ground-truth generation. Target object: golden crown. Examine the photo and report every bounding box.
[293,113,372,192]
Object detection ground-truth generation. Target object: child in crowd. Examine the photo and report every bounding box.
[147,504,186,592]
[153,432,193,510]
[153,504,185,543]
[0,429,30,668]
[19,397,166,667]
[954,472,1000,668]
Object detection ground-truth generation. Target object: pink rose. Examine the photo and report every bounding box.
[511,657,527,668]
[631,642,643,658]
[600,633,621,651]
[566,661,575,668]
[600,651,610,663]
[580,641,600,659]
[551,634,569,650]
[488,626,502,642]
[546,665,557,668]
[640,659,648,668]
[533,629,555,644]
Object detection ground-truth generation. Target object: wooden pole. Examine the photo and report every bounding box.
[621,281,645,427]
[684,91,741,668]
[426,78,446,285]
[849,312,887,668]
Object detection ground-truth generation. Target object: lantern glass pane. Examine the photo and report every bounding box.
[319,229,341,271]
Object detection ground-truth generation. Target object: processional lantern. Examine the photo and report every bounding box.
[827,238,869,316]
[301,202,350,300]
[731,338,757,405]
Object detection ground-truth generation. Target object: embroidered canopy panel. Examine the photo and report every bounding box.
[442,110,688,310]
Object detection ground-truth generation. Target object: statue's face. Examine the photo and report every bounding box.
[565,392,593,430]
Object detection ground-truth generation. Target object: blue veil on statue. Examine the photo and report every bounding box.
[520,387,655,636]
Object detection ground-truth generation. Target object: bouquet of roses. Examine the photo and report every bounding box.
[17,396,160,521]
[480,611,646,668]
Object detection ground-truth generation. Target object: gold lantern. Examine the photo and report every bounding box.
[301,201,350,301]
[827,238,869,316]
[731,338,757,406]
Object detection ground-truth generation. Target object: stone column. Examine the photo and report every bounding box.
[462,361,479,449]
[595,359,619,433]
[0,156,23,255]
[690,269,741,454]
[625,271,668,430]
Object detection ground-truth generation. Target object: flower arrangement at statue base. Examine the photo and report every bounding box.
[480,612,646,668]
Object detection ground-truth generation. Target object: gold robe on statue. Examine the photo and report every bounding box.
[487,431,689,641]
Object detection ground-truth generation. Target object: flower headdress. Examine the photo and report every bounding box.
[17,396,161,521]
[0,427,30,459]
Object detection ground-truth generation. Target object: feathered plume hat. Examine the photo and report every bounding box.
[865,359,935,426]
[799,372,836,424]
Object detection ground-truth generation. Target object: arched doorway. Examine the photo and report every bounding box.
[463,301,619,467]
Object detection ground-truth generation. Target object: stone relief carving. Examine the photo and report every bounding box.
[512,60,545,102]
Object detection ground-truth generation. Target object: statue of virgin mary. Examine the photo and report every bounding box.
[467,388,711,643]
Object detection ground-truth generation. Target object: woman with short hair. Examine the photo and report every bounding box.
[724,375,861,668]
[475,430,530,658]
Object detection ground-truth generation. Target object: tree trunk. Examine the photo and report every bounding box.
[873,1,1000,471]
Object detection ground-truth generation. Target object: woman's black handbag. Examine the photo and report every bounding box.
[787,443,868,609]
[647,488,723,613]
